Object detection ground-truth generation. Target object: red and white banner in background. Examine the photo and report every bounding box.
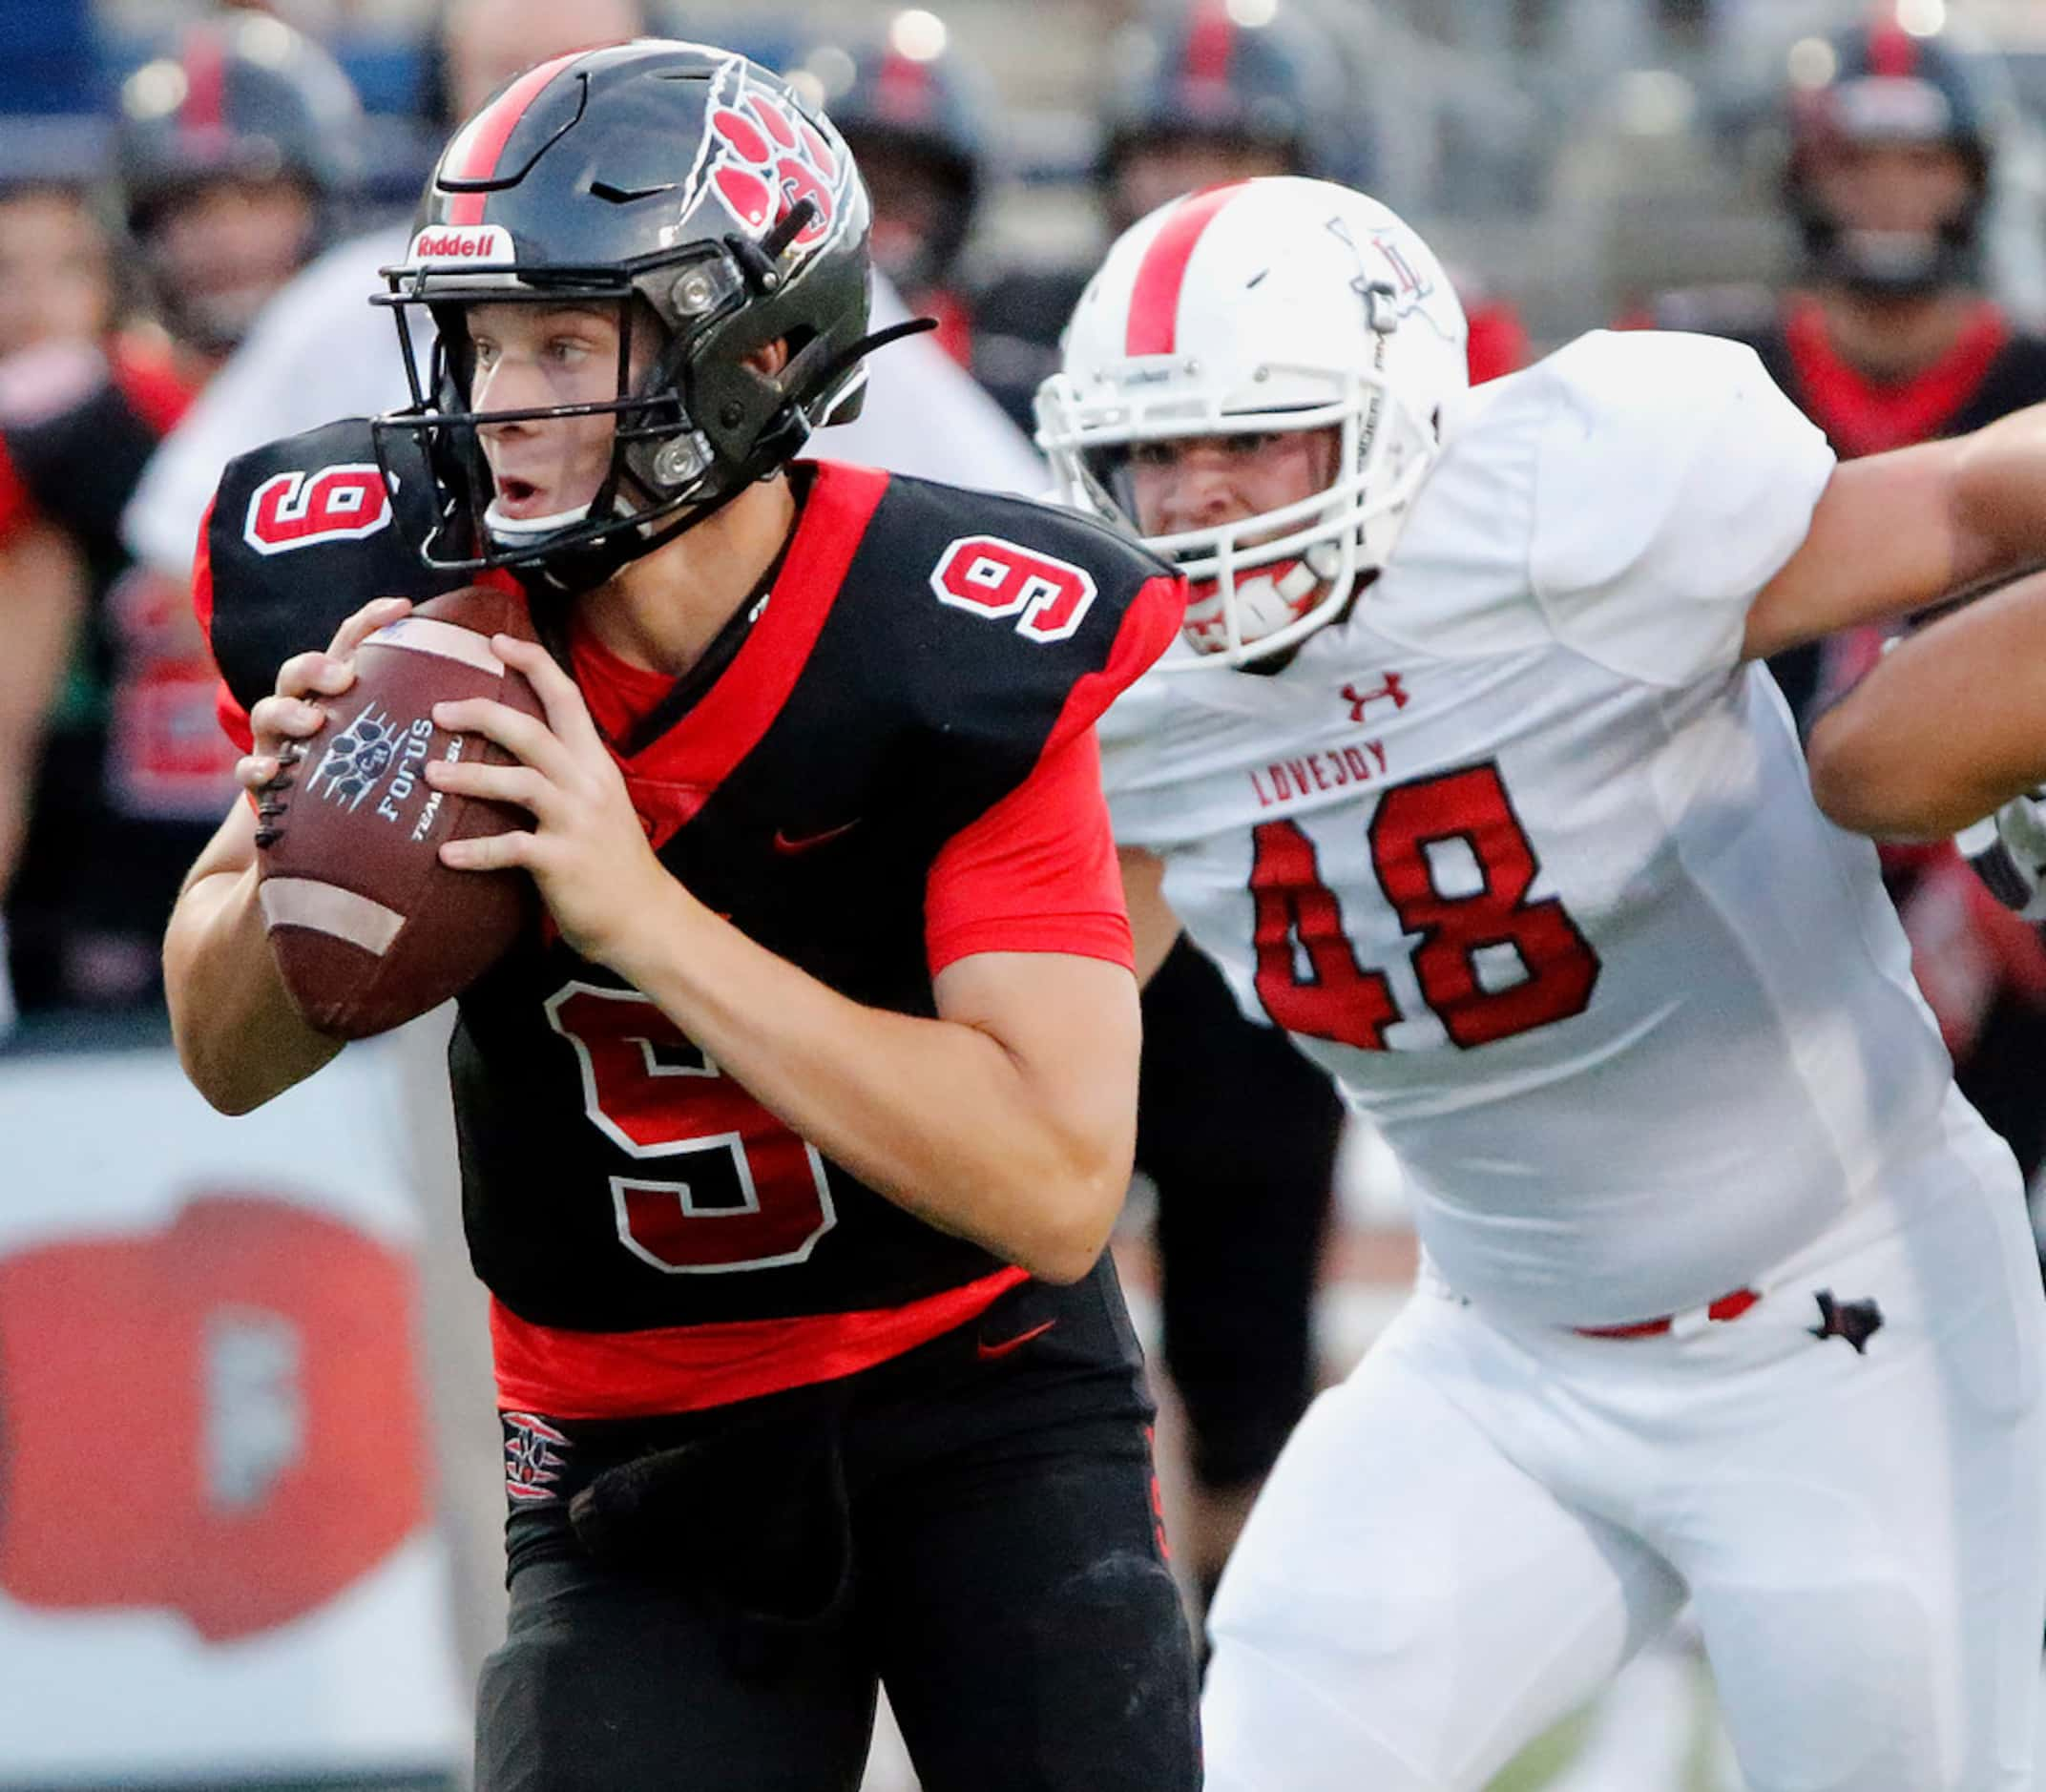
[0,1041,467,1784]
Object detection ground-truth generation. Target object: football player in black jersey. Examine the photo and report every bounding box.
[164,41,1200,1791]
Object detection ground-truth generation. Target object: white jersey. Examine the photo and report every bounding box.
[1105,329,1994,1327]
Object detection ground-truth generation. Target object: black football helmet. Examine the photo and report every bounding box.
[114,14,363,348]
[1785,10,1998,297]
[1101,0,1350,192]
[372,38,908,594]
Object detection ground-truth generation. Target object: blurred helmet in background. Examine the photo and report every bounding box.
[1100,0,1354,231]
[794,10,987,295]
[114,11,363,352]
[1037,177,1468,668]
[1784,7,1996,297]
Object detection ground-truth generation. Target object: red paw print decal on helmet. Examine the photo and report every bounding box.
[706,66,845,249]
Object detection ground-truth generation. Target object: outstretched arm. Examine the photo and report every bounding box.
[1743,405,2046,663]
[1806,570,2046,838]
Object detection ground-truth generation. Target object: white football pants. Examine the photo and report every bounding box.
[1204,1107,2046,1791]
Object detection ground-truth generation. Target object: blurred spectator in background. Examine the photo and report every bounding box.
[124,0,1043,594]
[1647,6,2046,1190]
[962,0,1528,429]
[0,129,118,364]
[0,11,361,1023]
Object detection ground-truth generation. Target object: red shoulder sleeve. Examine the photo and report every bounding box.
[924,726,1130,975]
[922,569,1182,975]
[1045,571,1185,755]
[192,495,256,755]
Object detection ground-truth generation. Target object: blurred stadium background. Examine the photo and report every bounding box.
[4,1,2045,1787]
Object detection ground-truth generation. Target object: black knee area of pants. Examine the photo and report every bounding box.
[1034,1549,1201,1790]
[898,1545,1200,1792]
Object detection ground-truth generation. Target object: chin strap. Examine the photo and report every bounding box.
[482,496,595,543]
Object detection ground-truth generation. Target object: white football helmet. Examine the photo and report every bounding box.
[1036,177,1469,668]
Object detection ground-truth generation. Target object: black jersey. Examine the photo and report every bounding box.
[1725,296,2046,459]
[203,419,1182,1418]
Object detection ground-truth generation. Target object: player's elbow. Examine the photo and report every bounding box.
[170,1011,279,1115]
[1016,1154,1130,1285]
[1806,705,1889,833]
[1807,703,1948,838]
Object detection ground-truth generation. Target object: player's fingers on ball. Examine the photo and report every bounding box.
[433,697,572,780]
[249,693,324,748]
[440,828,529,872]
[327,595,410,657]
[236,753,280,792]
[423,757,557,820]
[493,635,602,749]
[274,649,336,699]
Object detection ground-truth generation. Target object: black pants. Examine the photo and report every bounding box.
[477,1260,1201,1791]
[1139,938,1344,1491]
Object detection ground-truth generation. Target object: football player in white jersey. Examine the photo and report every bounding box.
[1037,175,2046,1792]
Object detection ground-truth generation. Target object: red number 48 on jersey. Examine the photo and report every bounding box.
[1252,761,1601,1051]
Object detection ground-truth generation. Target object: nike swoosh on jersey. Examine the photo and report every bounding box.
[772,818,862,855]
[975,1319,1057,1361]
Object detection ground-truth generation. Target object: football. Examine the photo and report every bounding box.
[256,583,546,1039]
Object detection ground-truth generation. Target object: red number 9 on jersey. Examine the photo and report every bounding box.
[929,535,1099,642]
[546,984,837,1272]
[241,464,394,555]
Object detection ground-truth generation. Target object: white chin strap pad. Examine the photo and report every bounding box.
[482,497,593,542]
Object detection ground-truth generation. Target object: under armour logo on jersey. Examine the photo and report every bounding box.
[1807,1289,1884,1355]
[1343,673,1409,722]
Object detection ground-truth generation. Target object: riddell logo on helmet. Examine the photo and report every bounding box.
[407,225,512,265]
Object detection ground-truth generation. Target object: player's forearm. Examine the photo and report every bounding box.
[610,887,1132,1283]
[164,862,344,1114]
[1808,569,2046,837]
[1951,405,2046,586]
[1117,845,1181,988]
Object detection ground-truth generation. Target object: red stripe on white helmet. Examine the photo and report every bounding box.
[1123,181,1251,357]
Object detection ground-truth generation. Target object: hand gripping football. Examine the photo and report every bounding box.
[256,584,545,1038]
